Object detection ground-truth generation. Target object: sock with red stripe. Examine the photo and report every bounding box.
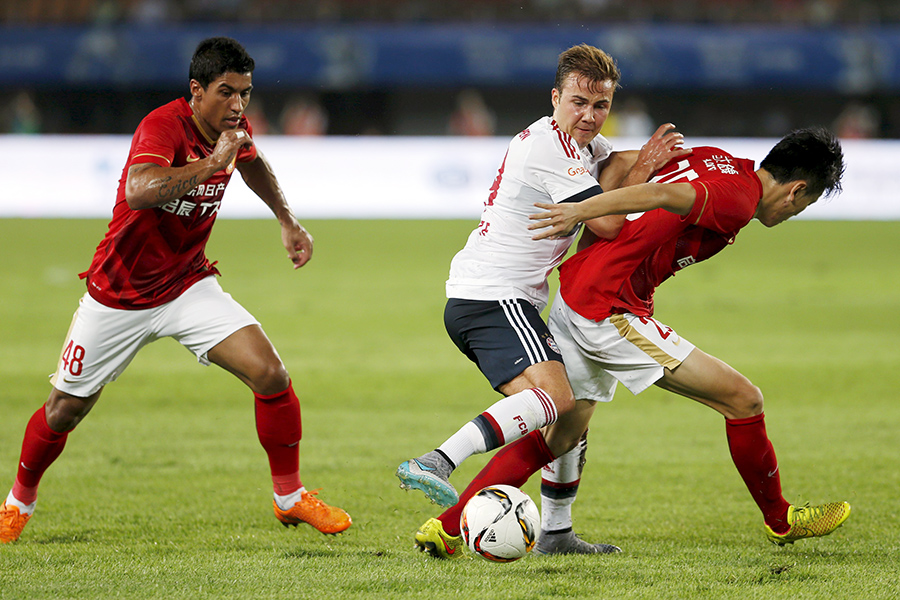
[255,382,304,499]
[540,431,588,533]
[9,405,70,512]
[438,430,555,536]
[438,388,558,470]
[725,413,791,533]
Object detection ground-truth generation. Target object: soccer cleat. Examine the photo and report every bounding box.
[414,517,465,559]
[1,502,31,544]
[396,452,459,507]
[764,501,851,546]
[273,489,352,535]
[533,528,622,555]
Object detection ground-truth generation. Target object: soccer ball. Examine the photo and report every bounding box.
[460,485,539,562]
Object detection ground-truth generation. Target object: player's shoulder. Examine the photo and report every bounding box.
[139,98,190,129]
[510,116,578,160]
[509,116,553,146]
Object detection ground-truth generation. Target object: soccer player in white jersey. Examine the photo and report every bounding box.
[396,44,689,558]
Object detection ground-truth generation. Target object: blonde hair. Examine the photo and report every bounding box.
[554,44,620,93]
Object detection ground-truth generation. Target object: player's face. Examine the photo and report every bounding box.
[189,72,253,139]
[757,184,817,227]
[551,74,615,148]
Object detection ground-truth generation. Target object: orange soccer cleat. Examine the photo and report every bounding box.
[273,489,351,535]
[1,502,32,544]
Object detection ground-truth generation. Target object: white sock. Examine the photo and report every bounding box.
[274,486,307,511]
[540,433,588,532]
[439,388,558,468]
[5,491,36,516]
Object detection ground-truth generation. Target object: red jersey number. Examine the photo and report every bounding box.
[638,316,674,340]
[61,340,86,377]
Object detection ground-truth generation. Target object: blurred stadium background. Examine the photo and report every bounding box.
[1,0,898,138]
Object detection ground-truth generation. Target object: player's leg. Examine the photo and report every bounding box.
[412,428,554,557]
[536,405,620,554]
[416,298,615,557]
[172,279,350,534]
[4,293,147,543]
[1,388,104,544]
[398,299,571,507]
[656,347,851,543]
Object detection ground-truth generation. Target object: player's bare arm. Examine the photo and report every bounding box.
[580,154,635,241]
[237,150,314,269]
[578,125,689,243]
[124,129,252,210]
[529,181,698,240]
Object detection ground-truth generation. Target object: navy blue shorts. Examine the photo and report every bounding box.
[444,298,563,390]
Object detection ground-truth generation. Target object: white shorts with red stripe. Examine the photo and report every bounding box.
[50,277,259,397]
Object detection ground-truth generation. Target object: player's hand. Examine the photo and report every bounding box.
[636,123,691,173]
[211,129,254,174]
[283,220,314,269]
[528,202,581,240]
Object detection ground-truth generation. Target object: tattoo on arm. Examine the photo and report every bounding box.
[155,174,201,204]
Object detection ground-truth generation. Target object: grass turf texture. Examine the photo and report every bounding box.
[0,218,898,599]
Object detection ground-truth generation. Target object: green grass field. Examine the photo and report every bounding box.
[0,218,898,599]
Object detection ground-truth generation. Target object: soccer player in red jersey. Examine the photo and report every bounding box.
[0,37,350,544]
[429,128,851,550]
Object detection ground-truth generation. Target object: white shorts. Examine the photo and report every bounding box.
[548,292,695,403]
[50,277,259,397]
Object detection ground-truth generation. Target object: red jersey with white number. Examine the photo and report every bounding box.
[446,116,612,311]
[559,146,762,320]
[82,98,256,309]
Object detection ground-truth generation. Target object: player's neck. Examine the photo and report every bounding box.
[188,99,219,143]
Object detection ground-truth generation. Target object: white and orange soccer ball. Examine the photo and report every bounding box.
[460,485,539,562]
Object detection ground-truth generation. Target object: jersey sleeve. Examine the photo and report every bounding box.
[684,174,758,234]
[528,133,604,204]
[129,111,181,168]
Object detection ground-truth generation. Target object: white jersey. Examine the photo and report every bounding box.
[446,116,613,311]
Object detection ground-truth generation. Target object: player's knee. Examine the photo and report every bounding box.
[549,388,576,417]
[732,382,764,418]
[252,361,291,396]
[543,422,584,457]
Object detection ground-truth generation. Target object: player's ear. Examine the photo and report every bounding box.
[189,79,205,101]
[788,181,808,205]
[551,87,560,110]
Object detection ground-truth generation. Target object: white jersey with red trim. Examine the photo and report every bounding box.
[446,116,612,311]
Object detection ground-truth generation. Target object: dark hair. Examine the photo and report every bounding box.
[760,127,845,200]
[188,37,255,89]
[554,44,621,93]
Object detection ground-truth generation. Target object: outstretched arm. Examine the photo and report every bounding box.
[530,181,697,240]
[237,149,314,270]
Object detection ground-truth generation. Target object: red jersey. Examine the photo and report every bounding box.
[559,147,762,320]
[82,98,257,309]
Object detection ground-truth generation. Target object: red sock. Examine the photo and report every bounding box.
[438,430,555,536]
[12,406,69,505]
[725,413,790,533]
[254,382,303,496]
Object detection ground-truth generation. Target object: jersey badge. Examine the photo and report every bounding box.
[544,334,560,355]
